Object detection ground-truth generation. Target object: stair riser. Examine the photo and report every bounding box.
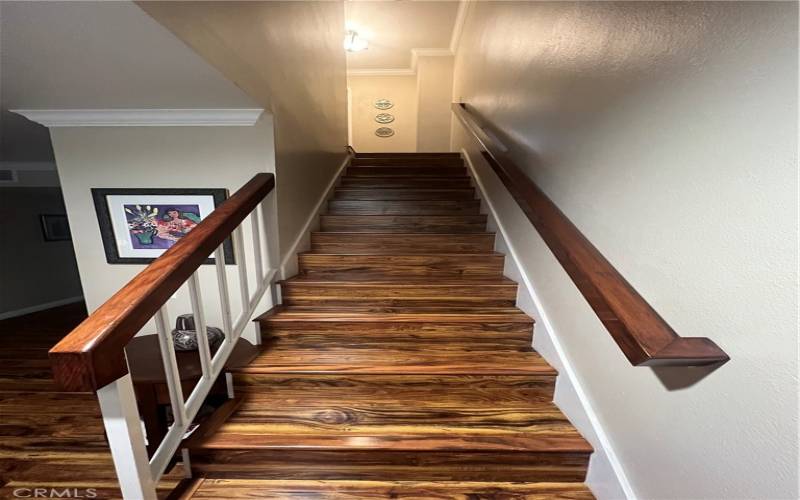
[354,152,461,158]
[298,255,505,278]
[282,297,516,308]
[320,215,487,233]
[310,233,495,253]
[192,450,589,482]
[258,322,533,347]
[231,374,550,401]
[347,166,466,176]
[328,200,481,216]
[280,284,517,308]
[340,178,473,188]
[333,189,475,200]
[351,157,463,167]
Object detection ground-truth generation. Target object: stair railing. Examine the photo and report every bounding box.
[48,173,276,499]
[452,103,729,366]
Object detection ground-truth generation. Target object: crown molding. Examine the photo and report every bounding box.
[449,0,470,54]
[410,47,455,72]
[10,108,264,127]
[347,68,417,77]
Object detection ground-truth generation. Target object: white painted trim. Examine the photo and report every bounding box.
[411,47,454,72]
[278,153,351,278]
[0,295,84,320]
[461,148,636,499]
[450,0,470,54]
[10,109,264,128]
[347,1,465,78]
[348,49,454,78]
[347,68,417,77]
[0,161,57,172]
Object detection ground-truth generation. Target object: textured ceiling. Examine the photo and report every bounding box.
[345,1,460,70]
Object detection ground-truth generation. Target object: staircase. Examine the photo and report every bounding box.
[184,153,594,498]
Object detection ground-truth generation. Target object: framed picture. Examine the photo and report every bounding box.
[40,214,71,241]
[91,188,234,265]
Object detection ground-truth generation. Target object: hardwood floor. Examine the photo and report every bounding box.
[185,153,594,499]
[0,303,182,499]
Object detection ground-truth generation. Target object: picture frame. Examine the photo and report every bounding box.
[91,188,234,265]
[40,214,71,242]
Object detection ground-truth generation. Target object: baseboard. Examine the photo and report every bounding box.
[278,152,351,279]
[0,295,84,320]
[461,148,635,500]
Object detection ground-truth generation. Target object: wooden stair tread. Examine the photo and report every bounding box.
[188,479,595,499]
[328,200,481,216]
[281,274,516,285]
[319,215,488,234]
[187,153,589,488]
[188,388,587,452]
[300,251,503,256]
[310,233,495,254]
[258,305,533,323]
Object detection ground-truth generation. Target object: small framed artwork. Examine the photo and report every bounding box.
[91,188,234,265]
[40,214,71,242]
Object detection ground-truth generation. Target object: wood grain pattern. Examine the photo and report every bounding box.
[189,479,594,499]
[334,188,475,200]
[320,215,488,233]
[0,303,183,499]
[49,173,276,391]
[351,157,464,167]
[340,177,473,188]
[347,166,467,176]
[452,103,728,367]
[280,278,517,308]
[298,253,505,278]
[310,232,495,253]
[328,200,481,215]
[186,153,591,495]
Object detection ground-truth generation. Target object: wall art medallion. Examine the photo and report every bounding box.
[375,113,395,124]
[91,187,234,264]
[374,99,393,110]
[375,127,395,138]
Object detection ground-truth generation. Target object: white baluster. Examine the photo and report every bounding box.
[259,201,280,308]
[154,307,187,426]
[250,207,264,282]
[233,225,250,338]
[215,245,233,340]
[96,374,157,500]
[187,272,212,380]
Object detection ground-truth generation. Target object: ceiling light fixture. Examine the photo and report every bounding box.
[344,30,368,52]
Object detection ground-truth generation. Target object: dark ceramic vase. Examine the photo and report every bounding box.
[171,314,225,352]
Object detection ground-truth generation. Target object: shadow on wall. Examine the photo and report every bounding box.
[651,362,726,391]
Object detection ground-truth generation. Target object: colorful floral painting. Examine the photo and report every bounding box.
[125,204,201,249]
[92,188,233,264]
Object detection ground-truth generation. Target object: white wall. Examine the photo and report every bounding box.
[50,118,278,339]
[347,74,418,152]
[452,2,798,499]
[416,55,454,152]
[138,1,349,259]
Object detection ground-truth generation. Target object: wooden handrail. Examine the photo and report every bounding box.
[452,103,728,366]
[49,173,276,391]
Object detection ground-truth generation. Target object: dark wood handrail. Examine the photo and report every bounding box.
[49,173,276,391]
[452,103,728,367]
